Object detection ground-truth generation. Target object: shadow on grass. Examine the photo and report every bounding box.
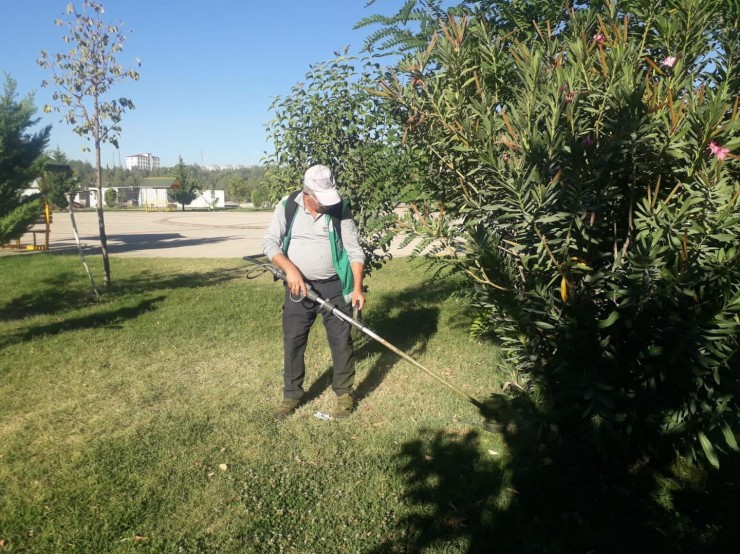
[355,276,468,402]
[302,306,440,404]
[111,265,244,294]
[0,254,244,322]
[0,255,248,354]
[375,397,739,554]
[301,277,457,404]
[0,295,166,352]
[0,270,93,321]
[354,306,439,402]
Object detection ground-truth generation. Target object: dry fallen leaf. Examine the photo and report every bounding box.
[207,472,215,478]
[133,535,148,542]
[219,464,227,471]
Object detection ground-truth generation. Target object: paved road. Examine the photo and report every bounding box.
[20,209,413,258]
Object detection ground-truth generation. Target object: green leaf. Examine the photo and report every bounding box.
[722,424,739,453]
[597,311,620,329]
[698,432,720,469]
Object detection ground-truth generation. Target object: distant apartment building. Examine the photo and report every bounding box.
[125,153,161,171]
[202,163,249,171]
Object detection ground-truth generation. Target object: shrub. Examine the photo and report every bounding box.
[0,76,49,242]
[104,187,117,208]
[381,1,739,467]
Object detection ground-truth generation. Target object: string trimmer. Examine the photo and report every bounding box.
[243,256,502,433]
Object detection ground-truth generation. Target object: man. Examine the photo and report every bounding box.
[261,165,366,420]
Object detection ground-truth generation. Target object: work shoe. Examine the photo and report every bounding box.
[274,397,302,420]
[334,393,356,419]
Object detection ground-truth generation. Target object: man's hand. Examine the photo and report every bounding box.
[272,254,306,298]
[351,288,365,310]
[285,267,307,298]
[350,261,366,310]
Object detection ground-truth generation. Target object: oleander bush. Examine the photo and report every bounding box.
[373,0,739,468]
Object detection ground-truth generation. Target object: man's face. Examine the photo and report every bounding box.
[303,191,328,213]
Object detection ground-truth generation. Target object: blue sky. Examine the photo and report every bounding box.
[1,0,395,168]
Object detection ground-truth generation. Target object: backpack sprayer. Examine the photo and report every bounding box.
[243,256,502,433]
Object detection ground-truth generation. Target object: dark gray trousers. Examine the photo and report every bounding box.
[282,277,355,400]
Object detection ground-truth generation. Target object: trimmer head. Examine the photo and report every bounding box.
[482,418,506,433]
[477,393,513,434]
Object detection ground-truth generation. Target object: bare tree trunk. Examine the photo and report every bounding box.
[67,193,99,299]
[94,137,111,290]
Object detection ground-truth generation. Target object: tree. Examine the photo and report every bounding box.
[38,0,140,289]
[40,147,78,209]
[0,76,50,244]
[373,0,740,470]
[104,187,117,207]
[170,156,199,210]
[251,184,270,209]
[223,174,248,203]
[264,49,412,270]
[68,158,95,188]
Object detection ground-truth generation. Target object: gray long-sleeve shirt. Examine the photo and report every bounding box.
[261,193,365,281]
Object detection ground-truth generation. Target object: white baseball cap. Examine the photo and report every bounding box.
[303,165,341,206]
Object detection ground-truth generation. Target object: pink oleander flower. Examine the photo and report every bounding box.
[502,153,510,162]
[662,56,677,68]
[594,33,607,44]
[709,142,730,161]
[564,90,575,103]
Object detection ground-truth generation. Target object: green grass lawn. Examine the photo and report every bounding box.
[1,254,735,553]
[1,255,510,553]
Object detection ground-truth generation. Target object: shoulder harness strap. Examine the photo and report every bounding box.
[283,190,301,229]
[281,190,302,254]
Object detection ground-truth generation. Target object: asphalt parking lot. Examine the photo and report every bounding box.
[19,209,412,258]
[43,209,274,258]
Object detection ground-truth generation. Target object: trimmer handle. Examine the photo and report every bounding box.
[243,255,318,302]
[243,255,285,280]
[263,262,287,282]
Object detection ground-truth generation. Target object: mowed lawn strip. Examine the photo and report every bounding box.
[0,254,508,552]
